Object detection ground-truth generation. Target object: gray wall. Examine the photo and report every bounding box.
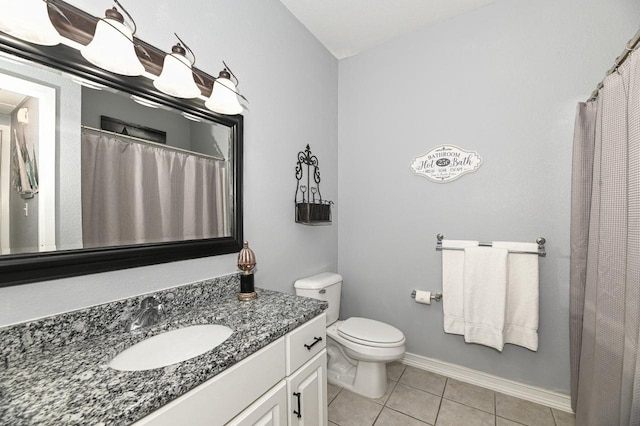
[0,0,338,325]
[81,89,192,151]
[190,121,228,159]
[337,0,640,394]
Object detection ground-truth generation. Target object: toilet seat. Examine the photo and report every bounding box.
[337,317,405,348]
[326,321,405,362]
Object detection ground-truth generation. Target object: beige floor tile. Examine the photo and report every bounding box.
[328,383,342,404]
[386,362,406,382]
[386,382,441,425]
[435,399,494,426]
[443,378,495,414]
[329,389,383,426]
[552,409,576,426]
[497,417,525,426]
[496,393,555,426]
[374,407,431,426]
[399,366,447,396]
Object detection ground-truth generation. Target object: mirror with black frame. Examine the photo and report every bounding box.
[0,6,244,287]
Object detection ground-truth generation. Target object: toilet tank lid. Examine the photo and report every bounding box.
[294,272,342,289]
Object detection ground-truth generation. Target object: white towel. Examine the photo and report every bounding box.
[442,240,478,335]
[493,241,540,351]
[14,137,32,194]
[463,246,509,351]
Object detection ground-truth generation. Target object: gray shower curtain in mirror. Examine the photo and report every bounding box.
[81,132,227,247]
[570,51,640,425]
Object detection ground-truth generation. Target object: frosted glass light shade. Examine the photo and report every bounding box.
[81,17,144,76]
[154,53,200,98]
[205,75,243,115]
[0,0,61,46]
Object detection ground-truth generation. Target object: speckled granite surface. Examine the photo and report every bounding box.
[0,274,327,425]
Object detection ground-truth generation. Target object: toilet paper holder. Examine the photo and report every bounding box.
[411,290,442,302]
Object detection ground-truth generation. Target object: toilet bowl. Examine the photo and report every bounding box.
[294,273,406,399]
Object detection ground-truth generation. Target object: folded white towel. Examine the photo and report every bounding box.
[493,241,540,351]
[463,246,509,351]
[442,240,478,335]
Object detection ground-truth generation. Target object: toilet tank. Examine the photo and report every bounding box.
[294,272,342,325]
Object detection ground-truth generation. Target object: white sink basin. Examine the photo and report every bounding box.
[109,324,233,371]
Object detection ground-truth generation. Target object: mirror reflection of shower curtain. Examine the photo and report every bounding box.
[81,132,227,248]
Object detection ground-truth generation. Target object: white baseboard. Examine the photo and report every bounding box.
[401,352,573,413]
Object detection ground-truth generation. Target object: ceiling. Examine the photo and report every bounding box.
[278,0,497,59]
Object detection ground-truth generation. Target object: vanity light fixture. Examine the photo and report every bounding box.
[0,0,61,46]
[80,0,145,76]
[154,34,201,99]
[205,64,244,115]
[0,0,249,115]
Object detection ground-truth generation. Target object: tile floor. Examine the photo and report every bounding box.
[327,362,576,426]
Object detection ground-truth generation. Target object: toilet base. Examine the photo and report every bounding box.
[326,342,390,399]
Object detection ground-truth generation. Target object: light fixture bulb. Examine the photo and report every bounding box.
[71,76,107,91]
[131,95,160,109]
[205,69,243,115]
[153,44,201,98]
[80,8,144,76]
[0,0,61,46]
[181,112,202,122]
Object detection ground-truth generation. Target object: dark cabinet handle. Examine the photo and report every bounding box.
[293,392,302,418]
[304,336,322,351]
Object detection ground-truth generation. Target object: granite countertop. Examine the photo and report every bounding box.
[0,274,327,425]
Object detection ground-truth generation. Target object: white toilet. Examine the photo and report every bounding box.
[294,272,406,399]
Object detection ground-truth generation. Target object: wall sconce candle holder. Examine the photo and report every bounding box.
[294,144,332,225]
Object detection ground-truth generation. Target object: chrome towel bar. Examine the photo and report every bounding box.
[435,234,546,257]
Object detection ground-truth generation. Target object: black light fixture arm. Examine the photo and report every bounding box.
[174,33,196,66]
[223,60,240,86]
[216,61,248,102]
[113,0,137,35]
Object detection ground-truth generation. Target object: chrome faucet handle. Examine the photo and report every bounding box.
[140,296,162,310]
[129,296,164,332]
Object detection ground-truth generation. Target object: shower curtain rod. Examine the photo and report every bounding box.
[81,125,225,161]
[587,27,640,101]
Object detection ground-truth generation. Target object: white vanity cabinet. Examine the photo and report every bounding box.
[232,313,328,426]
[287,351,327,426]
[134,313,327,426]
[226,380,288,426]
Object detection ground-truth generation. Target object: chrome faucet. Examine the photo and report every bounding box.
[129,296,164,332]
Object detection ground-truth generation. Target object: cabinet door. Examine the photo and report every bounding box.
[226,380,287,426]
[287,350,327,426]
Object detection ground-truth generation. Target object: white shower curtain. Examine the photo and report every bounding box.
[570,50,640,425]
[81,132,228,248]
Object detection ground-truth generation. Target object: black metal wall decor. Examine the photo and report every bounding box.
[295,145,332,225]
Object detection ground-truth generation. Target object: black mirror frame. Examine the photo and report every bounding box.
[0,31,243,287]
